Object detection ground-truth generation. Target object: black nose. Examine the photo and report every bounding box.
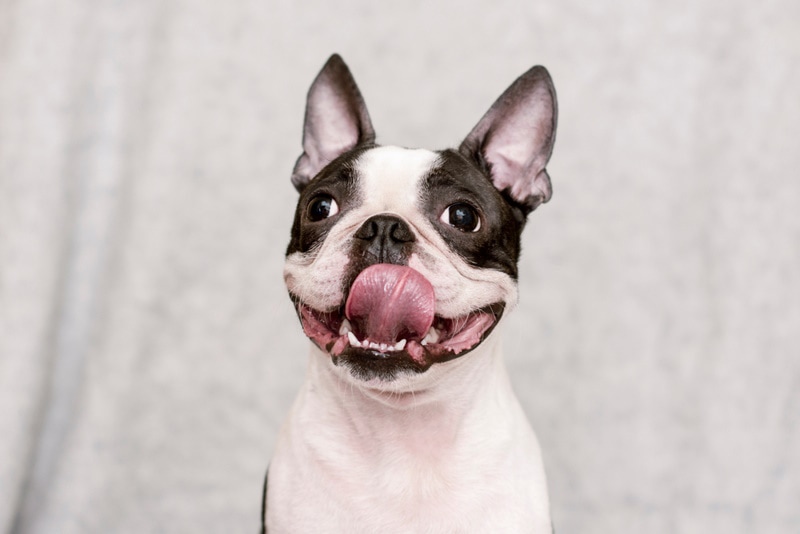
[353,214,415,264]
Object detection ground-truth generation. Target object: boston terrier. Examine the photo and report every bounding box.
[263,54,557,533]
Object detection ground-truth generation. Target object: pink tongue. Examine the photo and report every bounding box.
[345,264,435,344]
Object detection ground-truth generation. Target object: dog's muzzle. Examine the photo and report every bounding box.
[292,263,504,380]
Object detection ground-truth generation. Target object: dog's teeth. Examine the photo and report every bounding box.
[422,328,440,346]
[351,336,407,352]
[347,331,359,347]
[339,319,352,336]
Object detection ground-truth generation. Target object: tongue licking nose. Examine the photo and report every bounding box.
[344,264,435,345]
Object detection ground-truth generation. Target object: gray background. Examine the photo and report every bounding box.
[1,0,798,532]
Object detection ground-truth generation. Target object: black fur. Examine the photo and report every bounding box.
[260,468,269,534]
[421,149,526,279]
[285,145,373,256]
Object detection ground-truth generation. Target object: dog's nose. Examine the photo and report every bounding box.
[354,214,415,264]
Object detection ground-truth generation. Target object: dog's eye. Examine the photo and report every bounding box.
[440,203,481,232]
[307,195,339,221]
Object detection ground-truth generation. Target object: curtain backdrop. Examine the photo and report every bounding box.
[1,1,798,532]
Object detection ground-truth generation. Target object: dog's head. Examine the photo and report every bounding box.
[284,55,557,383]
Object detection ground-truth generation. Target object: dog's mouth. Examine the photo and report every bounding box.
[292,264,503,379]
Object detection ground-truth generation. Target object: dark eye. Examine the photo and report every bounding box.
[307,195,339,221]
[440,202,481,232]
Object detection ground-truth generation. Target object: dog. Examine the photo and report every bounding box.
[263,54,557,533]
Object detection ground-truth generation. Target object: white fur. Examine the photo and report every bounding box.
[272,145,550,532]
[267,331,552,533]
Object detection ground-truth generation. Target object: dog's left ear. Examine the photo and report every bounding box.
[459,66,557,214]
[291,54,375,192]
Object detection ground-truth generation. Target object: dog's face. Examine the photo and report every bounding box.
[284,55,557,383]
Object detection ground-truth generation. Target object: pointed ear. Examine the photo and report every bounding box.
[291,54,375,192]
[459,66,557,214]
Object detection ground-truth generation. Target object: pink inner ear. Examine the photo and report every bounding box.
[460,65,556,209]
[292,55,375,190]
[482,89,554,204]
[304,84,362,172]
[487,138,552,205]
[487,135,539,191]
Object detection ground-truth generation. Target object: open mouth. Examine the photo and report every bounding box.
[292,264,503,377]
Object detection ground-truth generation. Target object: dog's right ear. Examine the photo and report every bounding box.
[459,65,557,215]
[291,54,375,192]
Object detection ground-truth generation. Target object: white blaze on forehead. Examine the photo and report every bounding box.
[355,146,440,215]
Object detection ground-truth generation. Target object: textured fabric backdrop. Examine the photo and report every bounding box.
[1,0,798,532]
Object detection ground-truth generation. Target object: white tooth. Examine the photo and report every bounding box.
[347,332,359,347]
[423,328,440,345]
[339,319,352,335]
[394,339,407,351]
[369,342,380,350]
[362,340,370,349]
[379,343,389,352]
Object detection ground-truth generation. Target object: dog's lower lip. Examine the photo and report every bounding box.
[293,297,504,371]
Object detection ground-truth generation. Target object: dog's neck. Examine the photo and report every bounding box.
[294,328,523,465]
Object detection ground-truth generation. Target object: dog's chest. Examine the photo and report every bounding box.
[267,384,552,533]
[269,446,538,532]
